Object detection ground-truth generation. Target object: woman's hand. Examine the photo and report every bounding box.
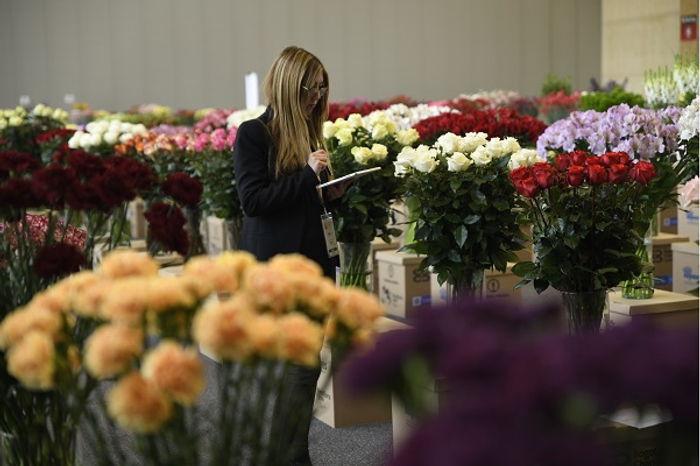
[325,178,353,201]
[307,150,329,175]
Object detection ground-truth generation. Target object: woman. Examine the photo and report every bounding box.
[233,46,346,466]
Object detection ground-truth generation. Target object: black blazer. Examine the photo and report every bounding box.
[233,107,338,278]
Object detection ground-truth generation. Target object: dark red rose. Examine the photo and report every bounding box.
[532,162,558,189]
[0,178,41,209]
[144,202,189,256]
[554,154,570,172]
[35,128,76,145]
[629,161,657,184]
[64,150,105,180]
[569,150,588,166]
[585,156,603,166]
[105,157,156,193]
[511,168,540,197]
[0,151,41,174]
[566,165,586,187]
[32,165,77,208]
[617,152,631,166]
[34,242,87,279]
[600,152,620,167]
[586,164,607,185]
[162,172,203,208]
[608,163,629,184]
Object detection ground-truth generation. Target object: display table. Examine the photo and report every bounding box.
[608,289,699,329]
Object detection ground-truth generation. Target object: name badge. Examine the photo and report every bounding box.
[320,212,339,258]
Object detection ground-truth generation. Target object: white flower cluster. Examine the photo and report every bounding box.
[644,68,678,108]
[0,104,69,130]
[674,54,699,97]
[394,132,523,176]
[363,103,456,130]
[68,120,148,149]
[324,112,419,166]
[226,106,266,129]
[678,96,699,141]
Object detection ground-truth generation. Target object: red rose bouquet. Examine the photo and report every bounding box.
[413,108,547,148]
[511,150,657,294]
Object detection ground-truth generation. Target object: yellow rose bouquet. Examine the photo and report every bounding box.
[0,250,384,465]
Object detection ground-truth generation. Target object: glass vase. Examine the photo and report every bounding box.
[445,268,485,305]
[225,217,243,251]
[620,224,654,299]
[560,289,609,335]
[183,206,207,260]
[338,242,373,291]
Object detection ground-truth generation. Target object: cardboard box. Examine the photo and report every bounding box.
[671,242,699,294]
[430,263,522,308]
[375,250,431,318]
[392,379,442,451]
[652,233,690,291]
[313,316,409,428]
[371,239,398,295]
[608,289,699,329]
[677,205,699,242]
[657,205,678,234]
[206,216,228,256]
[126,198,147,239]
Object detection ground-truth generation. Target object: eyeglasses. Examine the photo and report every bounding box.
[301,85,328,97]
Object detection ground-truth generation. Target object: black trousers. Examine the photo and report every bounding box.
[275,362,322,464]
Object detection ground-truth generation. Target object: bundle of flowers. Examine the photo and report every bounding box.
[678,96,699,179]
[413,108,547,148]
[328,99,391,121]
[536,104,691,220]
[537,90,582,124]
[342,299,698,466]
[0,249,385,465]
[510,150,658,293]
[446,95,489,114]
[225,106,266,129]
[645,53,699,109]
[324,112,419,245]
[457,89,522,110]
[193,108,235,133]
[363,103,457,131]
[394,132,531,297]
[0,104,70,158]
[149,124,195,136]
[68,120,149,157]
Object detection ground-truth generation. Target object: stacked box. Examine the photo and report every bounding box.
[313,317,409,428]
[126,198,147,239]
[608,289,699,329]
[430,263,522,308]
[677,205,699,242]
[657,205,678,234]
[652,233,690,290]
[206,216,229,256]
[375,250,431,318]
[671,242,699,294]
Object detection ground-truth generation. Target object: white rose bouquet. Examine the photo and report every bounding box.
[324,112,419,288]
[395,132,534,300]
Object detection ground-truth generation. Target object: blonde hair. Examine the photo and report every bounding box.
[263,46,330,177]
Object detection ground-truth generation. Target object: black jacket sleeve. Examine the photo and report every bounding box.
[233,118,320,218]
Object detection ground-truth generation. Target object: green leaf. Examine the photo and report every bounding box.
[463,215,480,225]
[453,225,468,248]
